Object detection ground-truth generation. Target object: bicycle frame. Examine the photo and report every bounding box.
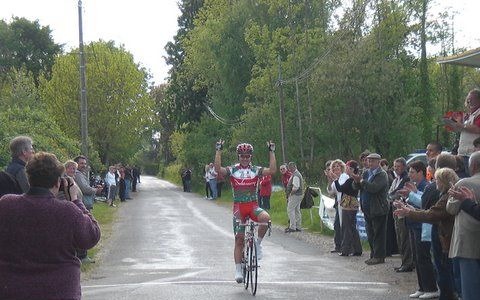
[236,217,271,296]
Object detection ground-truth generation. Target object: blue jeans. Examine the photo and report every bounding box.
[409,227,437,292]
[209,179,217,199]
[457,257,480,300]
[452,258,462,299]
[125,179,131,198]
[431,226,457,299]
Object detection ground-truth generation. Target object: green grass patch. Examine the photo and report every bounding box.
[80,200,119,272]
[268,191,334,235]
[195,184,334,236]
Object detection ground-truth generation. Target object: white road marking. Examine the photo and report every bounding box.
[83,280,389,289]
[186,200,233,239]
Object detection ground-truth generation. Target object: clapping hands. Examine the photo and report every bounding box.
[393,200,414,217]
[350,173,362,183]
[448,185,475,202]
[396,182,417,197]
[324,169,338,182]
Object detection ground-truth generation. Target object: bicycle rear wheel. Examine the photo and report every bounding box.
[249,241,258,295]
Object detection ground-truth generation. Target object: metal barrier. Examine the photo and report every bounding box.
[307,187,367,239]
[308,187,334,230]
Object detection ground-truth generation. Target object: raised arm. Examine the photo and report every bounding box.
[214,139,228,178]
[260,141,277,176]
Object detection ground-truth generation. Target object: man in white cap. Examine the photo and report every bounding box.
[352,152,389,265]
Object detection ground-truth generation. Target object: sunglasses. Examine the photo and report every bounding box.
[240,154,252,159]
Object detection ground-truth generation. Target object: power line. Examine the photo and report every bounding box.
[204,104,244,126]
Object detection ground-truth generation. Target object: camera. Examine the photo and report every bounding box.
[58,176,73,192]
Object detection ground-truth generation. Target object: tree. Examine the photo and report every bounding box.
[0,69,79,168]
[151,84,175,164]
[40,41,154,165]
[182,0,260,121]
[0,17,62,84]
[164,0,207,129]
[162,0,467,182]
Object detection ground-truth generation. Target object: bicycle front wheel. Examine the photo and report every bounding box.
[249,241,258,295]
[243,242,249,290]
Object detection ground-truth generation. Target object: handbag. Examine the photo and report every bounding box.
[340,193,359,210]
[300,187,315,209]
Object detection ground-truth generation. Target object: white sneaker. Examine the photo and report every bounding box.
[419,291,440,299]
[235,268,243,283]
[256,240,263,261]
[409,291,425,298]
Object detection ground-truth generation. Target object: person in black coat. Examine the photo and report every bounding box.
[0,171,22,197]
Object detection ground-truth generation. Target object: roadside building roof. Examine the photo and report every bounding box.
[437,47,480,68]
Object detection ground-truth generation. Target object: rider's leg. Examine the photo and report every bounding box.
[257,211,270,239]
[234,234,244,263]
[234,233,244,283]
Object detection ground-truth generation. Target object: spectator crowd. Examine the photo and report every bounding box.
[317,89,480,300]
[183,89,480,299]
[0,135,142,299]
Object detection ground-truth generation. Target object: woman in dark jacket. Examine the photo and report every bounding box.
[334,160,363,256]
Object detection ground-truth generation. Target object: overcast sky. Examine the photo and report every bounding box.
[1,0,478,85]
[1,0,180,85]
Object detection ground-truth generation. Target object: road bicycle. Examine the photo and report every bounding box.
[237,217,271,295]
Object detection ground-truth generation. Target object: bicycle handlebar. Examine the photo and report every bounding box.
[235,219,271,226]
[235,219,272,236]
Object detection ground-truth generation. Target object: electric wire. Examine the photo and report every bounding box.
[204,104,244,126]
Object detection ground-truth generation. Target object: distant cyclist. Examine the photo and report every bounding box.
[214,140,277,283]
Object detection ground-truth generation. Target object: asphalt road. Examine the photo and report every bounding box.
[82,176,412,300]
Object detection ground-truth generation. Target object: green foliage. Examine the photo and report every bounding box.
[0,106,79,168]
[40,41,155,165]
[161,0,475,184]
[0,68,43,110]
[169,115,231,183]
[0,69,80,168]
[163,162,183,186]
[183,0,256,119]
[0,17,62,84]
[164,0,208,129]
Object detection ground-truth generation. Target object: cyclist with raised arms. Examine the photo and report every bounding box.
[215,139,276,283]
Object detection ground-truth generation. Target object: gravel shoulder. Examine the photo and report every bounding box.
[273,224,418,294]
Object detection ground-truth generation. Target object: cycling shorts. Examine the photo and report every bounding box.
[232,201,264,235]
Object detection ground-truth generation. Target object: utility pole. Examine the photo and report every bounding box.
[295,79,304,162]
[78,0,88,157]
[277,56,287,163]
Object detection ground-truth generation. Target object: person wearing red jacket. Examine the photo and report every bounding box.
[258,174,272,210]
[280,164,292,191]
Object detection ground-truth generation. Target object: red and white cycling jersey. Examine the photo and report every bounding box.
[226,163,263,203]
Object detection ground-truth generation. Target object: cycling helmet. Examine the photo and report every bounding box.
[236,143,253,155]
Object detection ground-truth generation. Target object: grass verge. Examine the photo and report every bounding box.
[80,200,119,273]
[203,186,334,236]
